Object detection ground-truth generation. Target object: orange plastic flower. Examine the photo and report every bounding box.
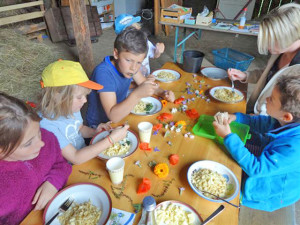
[153,123,163,131]
[174,97,185,104]
[175,120,186,127]
[154,163,169,178]
[157,113,173,121]
[139,142,152,151]
[161,100,167,107]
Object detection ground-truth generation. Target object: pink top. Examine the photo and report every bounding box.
[0,128,72,225]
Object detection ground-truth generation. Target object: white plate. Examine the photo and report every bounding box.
[187,160,239,203]
[43,183,111,225]
[209,86,244,103]
[152,69,181,83]
[131,97,162,116]
[201,67,228,80]
[91,129,138,160]
[154,200,202,225]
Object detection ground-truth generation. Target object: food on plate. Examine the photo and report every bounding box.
[191,168,227,199]
[133,101,153,114]
[58,200,101,225]
[157,71,176,81]
[213,88,243,102]
[102,138,131,156]
[155,203,195,225]
[214,112,229,125]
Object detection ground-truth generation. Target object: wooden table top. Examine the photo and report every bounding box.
[21,62,247,225]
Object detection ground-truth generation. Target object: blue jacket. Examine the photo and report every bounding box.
[224,113,300,211]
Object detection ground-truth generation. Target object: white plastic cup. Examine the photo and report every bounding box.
[106,157,125,185]
[138,122,153,143]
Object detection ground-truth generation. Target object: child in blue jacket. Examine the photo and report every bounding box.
[213,64,300,211]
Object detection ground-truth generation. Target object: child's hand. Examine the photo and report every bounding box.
[96,121,112,132]
[227,68,247,82]
[155,43,165,55]
[32,181,58,210]
[213,119,232,138]
[109,124,130,143]
[133,78,159,98]
[228,114,237,123]
[163,90,175,102]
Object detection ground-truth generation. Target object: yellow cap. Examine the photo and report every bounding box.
[41,60,103,90]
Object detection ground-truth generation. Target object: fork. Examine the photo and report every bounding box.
[45,198,74,225]
[201,190,240,208]
[231,79,235,93]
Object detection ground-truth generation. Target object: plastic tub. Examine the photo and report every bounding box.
[192,114,251,145]
[212,48,254,71]
[183,50,204,73]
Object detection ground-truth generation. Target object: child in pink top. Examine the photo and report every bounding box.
[0,92,72,225]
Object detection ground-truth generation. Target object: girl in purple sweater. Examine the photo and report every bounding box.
[0,92,72,224]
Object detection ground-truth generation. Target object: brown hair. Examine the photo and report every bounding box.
[276,65,300,120]
[114,26,148,55]
[39,85,90,120]
[0,92,41,159]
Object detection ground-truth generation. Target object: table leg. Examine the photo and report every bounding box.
[180,27,187,63]
[174,26,179,63]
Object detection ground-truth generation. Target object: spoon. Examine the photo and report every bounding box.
[231,79,235,93]
[201,190,240,208]
[202,205,225,225]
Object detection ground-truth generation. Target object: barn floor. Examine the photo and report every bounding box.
[41,27,298,225]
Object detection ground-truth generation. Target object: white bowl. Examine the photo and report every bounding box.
[152,69,181,83]
[201,67,228,80]
[209,86,244,103]
[187,160,239,203]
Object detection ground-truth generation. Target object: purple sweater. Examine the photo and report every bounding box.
[0,128,72,225]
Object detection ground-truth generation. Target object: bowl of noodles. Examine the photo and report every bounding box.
[152,69,181,83]
[131,97,162,116]
[187,160,239,203]
[209,86,244,103]
[43,183,112,225]
[90,130,139,160]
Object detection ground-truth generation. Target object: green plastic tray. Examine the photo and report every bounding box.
[192,114,251,145]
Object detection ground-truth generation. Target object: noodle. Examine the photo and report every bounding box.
[157,71,176,81]
[133,101,153,114]
[191,169,227,199]
[213,88,243,102]
[58,200,101,225]
[102,138,131,156]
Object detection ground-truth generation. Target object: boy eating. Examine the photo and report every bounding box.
[86,27,174,126]
[213,65,300,211]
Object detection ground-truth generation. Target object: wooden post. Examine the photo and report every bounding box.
[154,0,161,36]
[69,0,94,76]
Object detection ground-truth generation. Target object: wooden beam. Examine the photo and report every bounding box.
[0,11,44,26]
[17,22,46,34]
[154,0,161,36]
[69,0,94,76]
[0,1,44,12]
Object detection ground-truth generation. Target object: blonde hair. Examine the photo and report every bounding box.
[258,3,300,54]
[131,22,142,30]
[0,92,40,159]
[39,85,90,120]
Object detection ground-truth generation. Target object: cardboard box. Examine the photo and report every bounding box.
[161,4,192,24]
[196,12,213,26]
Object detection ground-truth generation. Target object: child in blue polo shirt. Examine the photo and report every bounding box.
[213,65,300,211]
[86,27,174,126]
[115,14,165,77]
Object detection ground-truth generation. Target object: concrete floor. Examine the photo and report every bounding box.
[47,27,297,225]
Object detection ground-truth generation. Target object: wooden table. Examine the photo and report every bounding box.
[159,21,258,64]
[22,62,247,225]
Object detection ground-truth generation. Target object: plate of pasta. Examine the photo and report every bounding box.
[131,97,162,116]
[154,200,202,225]
[209,86,244,103]
[152,69,181,83]
[43,183,112,225]
[187,160,239,203]
[91,129,139,160]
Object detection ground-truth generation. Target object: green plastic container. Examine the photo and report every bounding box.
[192,115,251,145]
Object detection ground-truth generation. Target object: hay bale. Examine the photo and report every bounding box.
[0,28,59,102]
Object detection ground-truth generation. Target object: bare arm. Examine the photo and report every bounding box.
[62,125,129,165]
[80,122,112,138]
[101,73,159,123]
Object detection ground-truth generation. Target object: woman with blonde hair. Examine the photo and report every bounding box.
[228,2,300,114]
